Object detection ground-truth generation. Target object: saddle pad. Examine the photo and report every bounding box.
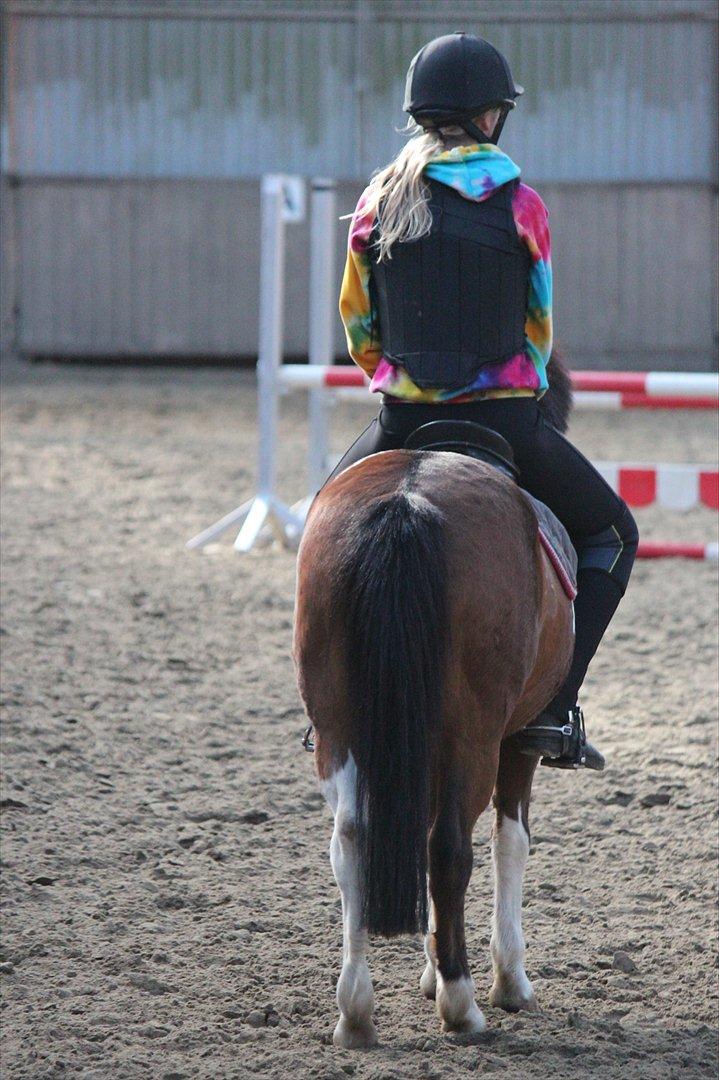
[525,494,578,601]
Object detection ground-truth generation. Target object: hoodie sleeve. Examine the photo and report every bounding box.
[512,183,553,379]
[338,189,383,379]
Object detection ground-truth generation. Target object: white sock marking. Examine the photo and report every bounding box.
[321,754,375,1034]
[491,812,534,1002]
[436,974,486,1033]
[420,895,437,998]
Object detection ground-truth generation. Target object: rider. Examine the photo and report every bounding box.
[333,33,639,771]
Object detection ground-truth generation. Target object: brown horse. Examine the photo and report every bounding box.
[293,389,574,1049]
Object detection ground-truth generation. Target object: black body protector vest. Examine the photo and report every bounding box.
[369,179,531,390]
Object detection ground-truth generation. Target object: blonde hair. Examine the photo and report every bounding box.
[365,121,467,262]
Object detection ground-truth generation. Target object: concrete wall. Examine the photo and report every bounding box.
[4,177,717,370]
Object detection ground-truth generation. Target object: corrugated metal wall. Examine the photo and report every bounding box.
[1,0,717,366]
[2,10,359,177]
[3,1,717,181]
[362,15,717,182]
[9,178,715,366]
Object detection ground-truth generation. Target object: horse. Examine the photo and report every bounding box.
[293,360,575,1048]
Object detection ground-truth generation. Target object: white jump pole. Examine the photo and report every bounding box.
[307,179,337,496]
[232,174,305,552]
[188,174,718,554]
[186,175,304,552]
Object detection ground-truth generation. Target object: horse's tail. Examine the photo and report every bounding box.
[538,347,573,433]
[342,484,448,938]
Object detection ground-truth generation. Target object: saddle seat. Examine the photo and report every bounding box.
[404,420,578,600]
[404,419,519,480]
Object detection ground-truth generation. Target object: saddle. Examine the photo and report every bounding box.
[404,420,519,480]
[404,421,578,600]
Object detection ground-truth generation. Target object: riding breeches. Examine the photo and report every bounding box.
[327,396,639,718]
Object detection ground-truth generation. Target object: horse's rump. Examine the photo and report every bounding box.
[294,449,568,936]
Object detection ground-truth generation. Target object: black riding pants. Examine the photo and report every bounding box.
[327,397,639,719]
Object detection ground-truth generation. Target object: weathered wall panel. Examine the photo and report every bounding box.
[13,179,257,354]
[546,184,718,365]
[3,12,359,179]
[1,1,716,365]
[0,177,17,354]
[362,16,717,182]
[11,177,716,369]
[2,5,716,182]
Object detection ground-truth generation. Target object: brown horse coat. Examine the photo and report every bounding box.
[296,449,571,783]
[294,447,574,1046]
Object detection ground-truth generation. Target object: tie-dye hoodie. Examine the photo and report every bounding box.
[339,144,552,402]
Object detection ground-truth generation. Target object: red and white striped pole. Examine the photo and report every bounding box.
[277,364,719,401]
[637,542,718,561]
[593,462,719,512]
[572,371,718,397]
[187,174,717,557]
[572,391,717,411]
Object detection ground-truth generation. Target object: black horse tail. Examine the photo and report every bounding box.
[538,346,573,433]
[341,481,448,937]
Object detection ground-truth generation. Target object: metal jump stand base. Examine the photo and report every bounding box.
[185,493,305,553]
[186,175,335,556]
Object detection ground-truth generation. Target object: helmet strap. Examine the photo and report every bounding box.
[459,104,512,146]
[460,117,494,145]
[491,106,511,143]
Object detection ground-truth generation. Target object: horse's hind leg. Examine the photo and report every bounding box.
[489,742,539,1012]
[428,804,486,1034]
[322,754,378,1049]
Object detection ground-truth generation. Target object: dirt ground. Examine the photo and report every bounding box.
[1,359,718,1080]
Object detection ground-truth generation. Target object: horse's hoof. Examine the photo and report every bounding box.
[332,1016,379,1050]
[489,979,539,1013]
[420,962,437,1000]
[440,1001,486,1035]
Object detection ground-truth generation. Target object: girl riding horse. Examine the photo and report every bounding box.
[332,32,638,769]
[295,33,640,1045]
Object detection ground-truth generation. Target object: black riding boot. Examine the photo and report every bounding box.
[509,569,628,772]
[509,706,605,771]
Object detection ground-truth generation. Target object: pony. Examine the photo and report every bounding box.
[293,357,574,1048]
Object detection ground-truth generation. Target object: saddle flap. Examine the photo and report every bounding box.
[403,420,519,481]
[525,493,578,600]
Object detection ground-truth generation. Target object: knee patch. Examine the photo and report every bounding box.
[577,503,638,594]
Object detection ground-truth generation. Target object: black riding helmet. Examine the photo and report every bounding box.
[404,33,523,145]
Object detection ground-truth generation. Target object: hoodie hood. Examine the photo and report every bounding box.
[424,143,520,202]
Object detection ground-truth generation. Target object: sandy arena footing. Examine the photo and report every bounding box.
[1,360,717,1079]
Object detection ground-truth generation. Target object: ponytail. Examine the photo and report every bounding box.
[365,122,465,262]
